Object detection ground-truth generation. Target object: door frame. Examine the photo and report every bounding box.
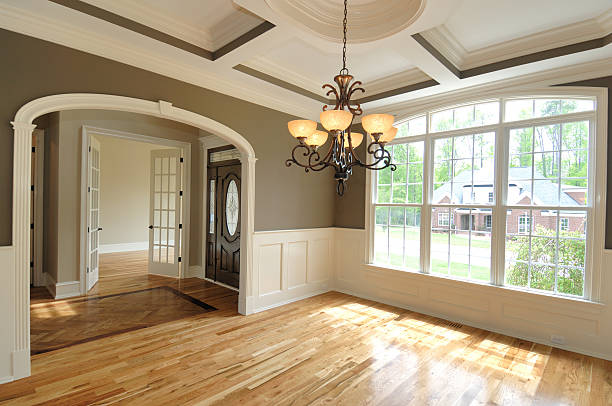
[10,94,257,380]
[80,125,192,294]
[31,129,45,287]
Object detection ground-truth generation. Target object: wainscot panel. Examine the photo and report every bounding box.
[333,228,611,360]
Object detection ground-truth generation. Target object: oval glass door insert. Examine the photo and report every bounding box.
[225,180,239,235]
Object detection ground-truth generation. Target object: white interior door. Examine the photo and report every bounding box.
[149,149,181,277]
[86,135,101,291]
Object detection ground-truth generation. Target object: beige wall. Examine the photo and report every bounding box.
[96,134,176,248]
[41,110,199,282]
[0,28,336,248]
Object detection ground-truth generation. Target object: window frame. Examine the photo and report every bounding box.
[366,88,606,302]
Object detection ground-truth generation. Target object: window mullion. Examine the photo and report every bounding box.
[492,127,508,285]
[421,135,433,274]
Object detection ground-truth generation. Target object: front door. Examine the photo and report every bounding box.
[148,149,182,277]
[206,153,240,289]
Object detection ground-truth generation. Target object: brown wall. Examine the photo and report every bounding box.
[334,77,612,235]
[0,28,336,246]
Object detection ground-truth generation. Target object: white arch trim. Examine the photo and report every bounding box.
[10,94,256,380]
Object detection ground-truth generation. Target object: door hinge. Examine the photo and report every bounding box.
[32,146,35,153]
[178,256,182,263]
[87,267,89,273]
[30,185,34,192]
[179,190,183,196]
[180,157,184,163]
[179,224,183,229]
[87,226,90,232]
[30,261,33,268]
[88,146,91,152]
[88,186,91,192]
[30,223,34,229]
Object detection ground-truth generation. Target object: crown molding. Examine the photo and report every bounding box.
[377,58,612,118]
[422,9,612,71]
[265,0,426,43]
[245,57,433,101]
[81,0,215,50]
[210,8,264,50]
[0,1,318,120]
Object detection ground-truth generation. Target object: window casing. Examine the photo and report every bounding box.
[369,93,602,300]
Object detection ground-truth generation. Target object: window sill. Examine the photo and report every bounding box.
[363,263,604,313]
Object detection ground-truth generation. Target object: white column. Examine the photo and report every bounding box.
[239,155,256,315]
[10,121,35,379]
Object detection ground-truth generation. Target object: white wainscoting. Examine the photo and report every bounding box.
[334,228,612,361]
[251,228,334,313]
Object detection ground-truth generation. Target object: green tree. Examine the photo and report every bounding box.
[506,225,585,296]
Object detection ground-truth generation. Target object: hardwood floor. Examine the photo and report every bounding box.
[1,251,610,405]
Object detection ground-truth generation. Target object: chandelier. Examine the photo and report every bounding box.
[285,0,397,196]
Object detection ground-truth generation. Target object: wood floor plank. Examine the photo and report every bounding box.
[0,251,610,405]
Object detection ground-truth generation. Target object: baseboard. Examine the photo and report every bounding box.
[99,241,148,253]
[44,273,80,299]
[11,348,30,380]
[333,287,612,362]
[0,375,13,384]
[252,287,330,314]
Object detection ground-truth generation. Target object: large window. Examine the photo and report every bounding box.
[370,95,600,299]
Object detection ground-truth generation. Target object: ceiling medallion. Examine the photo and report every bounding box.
[285,0,397,196]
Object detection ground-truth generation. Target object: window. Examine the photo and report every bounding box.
[560,217,569,231]
[518,214,531,234]
[438,212,449,227]
[370,94,600,299]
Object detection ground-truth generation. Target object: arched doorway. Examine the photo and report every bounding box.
[10,94,256,379]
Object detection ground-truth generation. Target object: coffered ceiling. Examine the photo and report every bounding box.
[0,0,610,121]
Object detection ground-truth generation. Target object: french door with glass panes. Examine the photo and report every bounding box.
[86,135,101,291]
[149,149,182,277]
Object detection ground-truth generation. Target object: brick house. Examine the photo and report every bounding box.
[432,167,586,234]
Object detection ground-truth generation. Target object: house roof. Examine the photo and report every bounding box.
[432,167,581,206]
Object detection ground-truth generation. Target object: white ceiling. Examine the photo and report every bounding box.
[0,0,610,121]
[81,0,263,49]
[444,0,612,52]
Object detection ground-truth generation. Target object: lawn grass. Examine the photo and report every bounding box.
[375,252,490,281]
[380,227,491,249]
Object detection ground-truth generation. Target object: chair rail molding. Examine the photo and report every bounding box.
[7,93,257,382]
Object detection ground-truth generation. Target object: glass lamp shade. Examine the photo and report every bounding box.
[320,109,353,132]
[374,126,398,143]
[362,114,394,134]
[305,130,328,147]
[340,132,363,149]
[288,119,317,139]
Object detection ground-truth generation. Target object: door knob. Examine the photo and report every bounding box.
[148,225,153,229]
[97,227,103,231]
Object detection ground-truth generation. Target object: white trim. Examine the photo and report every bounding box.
[10,93,257,381]
[43,273,80,300]
[31,129,45,287]
[99,241,149,254]
[80,125,192,292]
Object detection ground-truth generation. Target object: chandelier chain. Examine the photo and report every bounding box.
[341,0,348,73]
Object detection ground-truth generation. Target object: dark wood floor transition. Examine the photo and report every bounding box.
[0,250,610,405]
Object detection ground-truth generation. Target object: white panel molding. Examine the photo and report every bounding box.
[334,227,612,361]
[99,241,149,254]
[423,10,612,70]
[251,228,333,313]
